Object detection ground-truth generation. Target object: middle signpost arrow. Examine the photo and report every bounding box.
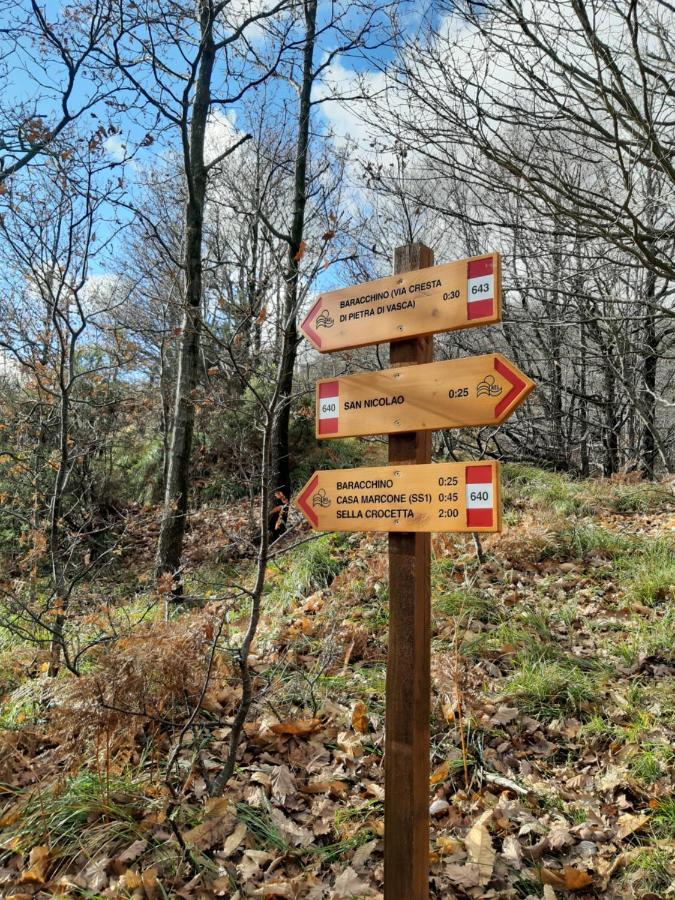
[315,352,534,439]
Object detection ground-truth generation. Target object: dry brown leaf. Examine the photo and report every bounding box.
[222,822,247,858]
[351,700,370,734]
[540,865,594,891]
[351,838,378,870]
[255,884,295,898]
[539,868,566,889]
[269,808,313,847]
[465,812,495,886]
[445,863,482,889]
[436,835,463,856]
[142,866,160,900]
[617,812,649,840]
[337,730,363,758]
[293,240,307,262]
[183,798,235,851]
[17,845,50,885]
[501,834,523,869]
[237,849,272,882]
[547,825,573,851]
[270,764,296,802]
[270,718,322,737]
[331,866,372,898]
[490,705,519,726]
[116,839,147,865]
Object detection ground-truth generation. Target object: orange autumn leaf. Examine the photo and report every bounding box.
[351,701,370,734]
[430,760,450,785]
[539,866,594,892]
[270,718,322,737]
[293,240,307,262]
[18,845,50,885]
[563,867,594,891]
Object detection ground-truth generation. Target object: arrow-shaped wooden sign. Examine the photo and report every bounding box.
[300,253,501,353]
[315,353,534,439]
[296,461,501,533]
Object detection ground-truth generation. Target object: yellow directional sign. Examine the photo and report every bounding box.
[300,253,501,352]
[296,462,501,533]
[316,353,534,438]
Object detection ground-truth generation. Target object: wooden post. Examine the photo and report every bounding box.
[385,243,433,899]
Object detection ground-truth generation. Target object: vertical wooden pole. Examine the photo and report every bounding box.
[385,243,433,900]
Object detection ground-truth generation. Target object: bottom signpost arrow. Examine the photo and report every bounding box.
[296,461,501,533]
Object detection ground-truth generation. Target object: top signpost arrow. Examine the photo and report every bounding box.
[300,253,501,352]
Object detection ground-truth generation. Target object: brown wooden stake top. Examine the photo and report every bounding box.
[385,242,433,900]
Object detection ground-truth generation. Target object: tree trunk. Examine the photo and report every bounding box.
[156,5,215,587]
[640,270,658,480]
[268,0,317,538]
[578,320,590,477]
[48,338,73,676]
[602,360,619,477]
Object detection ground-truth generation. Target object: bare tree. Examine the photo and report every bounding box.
[97,0,295,590]
[0,138,129,673]
[0,0,119,181]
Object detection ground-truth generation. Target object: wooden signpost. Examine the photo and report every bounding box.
[315,354,534,438]
[296,243,534,900]
[300,252,501,352]
[296,461,501,532]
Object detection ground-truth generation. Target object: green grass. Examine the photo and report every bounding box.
[624,847,674,894]
[0,679,50,731]
[543,523,634,561]
[0,770,154,863]
[502,465,593,517]
[433,587,502,624]
[505,659,598,719]
[502,464,673,517]
[235,802,287,851]
[618,538,675,606]
[235,799,377,864]
[615,609,675,667]
[628,743,674,786]
[652,797,675,839]
[462,621,535,660]
[275,533,350,600]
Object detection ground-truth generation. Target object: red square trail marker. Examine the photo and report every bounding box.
[317,380,340,435]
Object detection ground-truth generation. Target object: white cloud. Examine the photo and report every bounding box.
[205,108,243,166]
